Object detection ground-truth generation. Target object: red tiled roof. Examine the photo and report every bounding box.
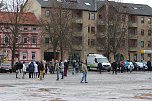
[0,12,39,25]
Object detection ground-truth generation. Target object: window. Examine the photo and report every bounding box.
[141,29,144,35]
[23,37,28,44]
[88,26,90,33]
[45,37,49,44]
[24,27,28,30]
[91,27,95,33]
[33,27,37,31]
[141,17,144,23]
[148,18,151,24]
[91,13,95,20]
[148,41,151,47]
[148,30,151,36]
[45,10,50,17]
[88,26,95,33]
[88,13,90,20]
[141,41,144,48]
[88,39,95,46]
[88,13,95,20]
[31,36,37,44]
[22,52,27,60]
[32,52,36,60]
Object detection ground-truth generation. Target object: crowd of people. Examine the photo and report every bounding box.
[111,59,152,75]
[14,59,88,83]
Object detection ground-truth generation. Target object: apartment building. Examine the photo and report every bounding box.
[24,0,152,62]
[0,12,41,64]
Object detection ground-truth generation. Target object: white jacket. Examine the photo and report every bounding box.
[22,64,26,72]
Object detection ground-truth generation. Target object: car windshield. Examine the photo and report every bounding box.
[97,58,109,63]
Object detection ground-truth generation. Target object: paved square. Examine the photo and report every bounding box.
[0,71,152,101]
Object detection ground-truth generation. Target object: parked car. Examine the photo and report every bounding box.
[133,62,148,71]
[0,63,12,73]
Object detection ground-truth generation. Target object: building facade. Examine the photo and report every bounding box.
[0,12,41,64]
[24,0,152,62]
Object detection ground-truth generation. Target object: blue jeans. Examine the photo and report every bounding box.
[81,72,87,82]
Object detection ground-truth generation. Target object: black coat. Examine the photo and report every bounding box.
[17,62,23,69]
[112,62,118,69]
[147,61,151,68]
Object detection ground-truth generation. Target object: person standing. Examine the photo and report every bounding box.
[18,61,23,79]
[64,60,68,76]
[34,61,38,78]
[55,60,60,80]
[98,62,102,74]
[112,61,117,75]
[80,61,88,83]
[72,60,76,75]
[22,62,26,79]
[39,61,44,80]
[28,62,34,78]
[147,60,151,72]
[14,62,18,78]
[59,60,64,79]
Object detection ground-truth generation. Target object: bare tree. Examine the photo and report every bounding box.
[97,0,129,61]
[39,1,73,60]
[0,0,32,67]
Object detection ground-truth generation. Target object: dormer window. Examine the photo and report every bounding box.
[85,3,91,6]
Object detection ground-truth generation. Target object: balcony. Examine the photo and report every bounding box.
[128,47,137,52]
[128,22,137,27]
[128,34,137,39]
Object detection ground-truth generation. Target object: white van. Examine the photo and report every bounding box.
[87,54,111,72]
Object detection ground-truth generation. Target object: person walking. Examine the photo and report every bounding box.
[64,60,68,76]
[147,60,151,72]
[22,62,26,79]
[80,61,88,83]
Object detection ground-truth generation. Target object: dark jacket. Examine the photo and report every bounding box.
[112,62,118,69]
[147,61,151,68]
[18,62,23,69]
[38,62,44,71]
[64,62,68,69]
[28,63,34,72]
